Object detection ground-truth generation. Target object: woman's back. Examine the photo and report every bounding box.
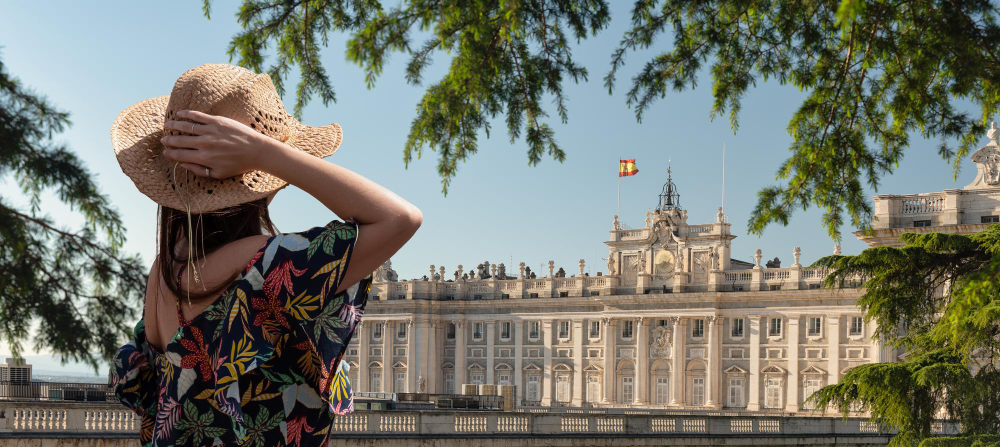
[112,219,371,446]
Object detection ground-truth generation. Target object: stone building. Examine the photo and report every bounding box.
[345,124,1000,413]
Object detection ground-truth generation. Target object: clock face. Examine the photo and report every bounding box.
[654,249,675,278]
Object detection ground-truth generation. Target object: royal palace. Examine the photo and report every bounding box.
[341,124,1000,415]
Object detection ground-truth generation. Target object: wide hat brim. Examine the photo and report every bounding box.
[110,95,342,213]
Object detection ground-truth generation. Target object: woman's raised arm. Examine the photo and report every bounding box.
[161,109,422,295]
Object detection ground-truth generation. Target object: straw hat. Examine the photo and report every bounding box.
[110,64,343,213]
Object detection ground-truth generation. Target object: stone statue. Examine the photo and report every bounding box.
[793,247,801,267]
[519,262,526,278]
[765,257,781,269]
[676,250,684,272]
[548,260,555,277]
[439,266,446,282]
[578,259,586,276]
[490,264,497,278]
[607,256,616,275]
[613,215,621,230]
[524,265,532,278]
[834,244,842,256]
[645,212,652,228]
[462,273,469,280]
[650,326,671,358]
[374,259,399,283]
[709,246,719,270]
[497,263,507,279]
[754,249,763,268]
[456,264,464,281]
[555,267,566,278]
[969,122,1000,188]
[639,251,647,273]
[417,374,426,393]
[529,271,537,279]
[429,265,436,281]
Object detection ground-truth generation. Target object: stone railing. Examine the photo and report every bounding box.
[900,194,946,215]
[0,401,139,433]
[3,403,957,440]
[367,264,856,300]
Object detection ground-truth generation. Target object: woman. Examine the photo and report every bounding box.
[109,64,421,446]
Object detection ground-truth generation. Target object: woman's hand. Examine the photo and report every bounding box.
[160,110,277,179]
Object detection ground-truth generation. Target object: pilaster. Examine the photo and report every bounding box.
[747,315,761,411]
[541,319,554,406]
[455,321,467,389]
[486,321,496,385]
[635,317,649,405]
[514,320,524,406]
[787,316,800,412]
[602,317,616,404]
[572,319,584,406]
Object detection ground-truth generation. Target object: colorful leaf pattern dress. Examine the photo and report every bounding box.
[110,219,370,446]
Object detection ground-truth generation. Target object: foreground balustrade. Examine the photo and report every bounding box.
[0,402,958,439]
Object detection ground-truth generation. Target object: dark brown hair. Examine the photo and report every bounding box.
[156,198,278,305]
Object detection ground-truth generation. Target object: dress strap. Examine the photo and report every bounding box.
[175,265,187,326]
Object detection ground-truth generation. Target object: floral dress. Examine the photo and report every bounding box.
[110,219,371,446]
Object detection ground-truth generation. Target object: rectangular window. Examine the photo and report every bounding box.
[471,348,484,358]
[728,378,744,407]
[914,220,932,227]
[529,321,539,339]
[473,322,483,340]
[500,321,511,340]
[498,372,512,386]
[590,321,601,338]
[397,322,407,339]
[394,347,406,356]
[587,374,601,403]
[808,317,822,336]
[559,291,569,297]
[370,371,382,393]
[983,215,1000,224]
[526,375,539,401]
[371,347,382,357]
[558,321,570,339]
[527,348,540,358]
[691,377,705,406]
[373,322,383,340]
[729,348,745,359]
[769,317,783,337]
[765,378,782,408]
[447,323,456,340]
[803,378,822,410]
[395,371,406,392]
[621,376,634,403]
[555,375,570,402]
[850,316,864,336]
[444,372,455,394]
[692,319,705,338]
[731,318,744,338]
[622,320,634,339]
[655,377,670,405]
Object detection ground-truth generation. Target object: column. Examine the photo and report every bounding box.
[514,320,524,406]
[541,320,554,405]
[747,315,761,411]
[382,321,391,394]
[670,317,686,406]
[787,315,800,412]
[486,321,496,385]
[571,319,584,406]
[705,316,719,408]
[602,317,616,404]
[635,317,649,405]
[828,315,841,387]
[455,321,467,390]
[406,318,417,393]
[359,322,369,392]
[427,320,439,393]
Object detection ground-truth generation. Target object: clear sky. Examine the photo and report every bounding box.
[0,2,986,366]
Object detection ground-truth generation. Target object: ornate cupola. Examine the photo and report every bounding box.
[657,167,682,211]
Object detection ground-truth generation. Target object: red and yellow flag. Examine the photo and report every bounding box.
[619,159,639,177]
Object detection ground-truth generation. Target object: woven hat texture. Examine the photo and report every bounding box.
[110,64,343,213]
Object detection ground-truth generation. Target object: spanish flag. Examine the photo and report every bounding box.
[619,159,639,177]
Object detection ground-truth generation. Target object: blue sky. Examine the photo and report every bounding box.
[0,2,986,367]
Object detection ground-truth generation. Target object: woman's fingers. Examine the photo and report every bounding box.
[162,147,204,165]
[161,135,206,149]
[176,109,218,124]
[179,162,213,178]
[164,119,207,135]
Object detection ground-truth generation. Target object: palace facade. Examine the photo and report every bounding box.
[342,124,1000,413]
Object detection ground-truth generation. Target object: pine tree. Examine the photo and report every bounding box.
[0,52,146,371]
[809,229,1000,446]
[204,0,1000,242]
